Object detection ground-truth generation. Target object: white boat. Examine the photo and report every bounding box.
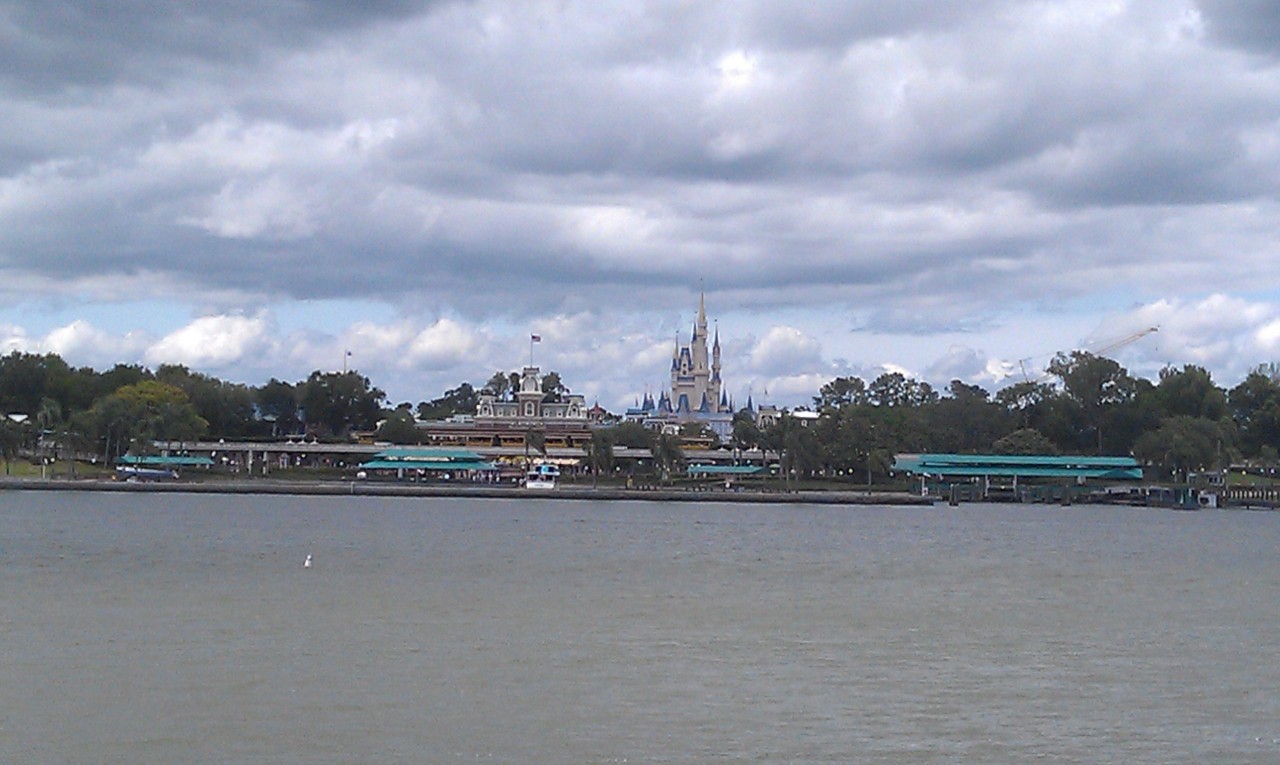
[524,463,560,490]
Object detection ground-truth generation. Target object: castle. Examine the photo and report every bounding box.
[670,291,729,415]
[626,292,735,437]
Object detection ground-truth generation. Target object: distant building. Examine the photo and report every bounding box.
[415,365,591,452]
[476,366,587,422]
[670,291,729,416]
[626,291,736,440]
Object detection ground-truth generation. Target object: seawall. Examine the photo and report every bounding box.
[0,478,933,505]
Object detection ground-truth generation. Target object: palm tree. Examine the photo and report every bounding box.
[52,424,92,478]
[651,432,685,484]
[583,429,615,488]
[524,427,547,476]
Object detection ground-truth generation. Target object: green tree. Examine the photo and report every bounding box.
[730,409,761,452]
[116,381,208,447]
[256,378,302,436]
[608,421,655,449]
[0,416,22,474]
[1229,370,1280,460]
[1133,416,1228,482]
[815,406,867,479]
[540,371,568,403]
[375,408,422,444]
[651,431,685,483]
[995,380,1058,428]
[927,379,1009,453]
[762,414,822,490]
[156,364,256,438]
[50,422,93,477]
[813,405,893,485]
[35,397,62,432]
[93,363,152,401]
[0,352,75,417]
[868,372,938,408]
[78,381,208,462]
[1047,351,1140,454]
[678,420,720,447]
[482,371,512,400]
[417,382,479,421]
[582,428,615,487]
[1152,365,1228,421]
[814,376,868,410]
[992,427,1058,455]
[299,371,385,438]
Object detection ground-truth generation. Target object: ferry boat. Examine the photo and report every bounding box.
[524,463,560,490]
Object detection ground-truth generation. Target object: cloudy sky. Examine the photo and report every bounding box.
[4,0,1280,411]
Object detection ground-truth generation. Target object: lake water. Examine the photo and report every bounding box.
[2,491,1278,764]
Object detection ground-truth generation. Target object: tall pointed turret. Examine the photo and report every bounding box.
[669,289,729,418]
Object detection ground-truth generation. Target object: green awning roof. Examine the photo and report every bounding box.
[373,448,484,460]
[362,447,495,471]
[894,453,1142,480]
[359,459,496,471]
[118,455,215,466]
[687,464,767,475]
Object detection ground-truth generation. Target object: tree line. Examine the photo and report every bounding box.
[0,353,578,468]
[0,352,387,469]
[729,351,1277,484]
[4,349,1280,481]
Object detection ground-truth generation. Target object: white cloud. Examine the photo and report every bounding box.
[404,318,479,367]
[43,320,147,367]
[1100,294,1280,385]
[925,346,998,387]
[145,313,274,369]
[748,326,824,377]
[186,176,319,240]
[0,324,34,354]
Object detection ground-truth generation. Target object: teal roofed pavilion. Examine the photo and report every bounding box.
[687,464,768,476]
[358,447,497,473]
[894,454,1142,480]
[118,455,215,468]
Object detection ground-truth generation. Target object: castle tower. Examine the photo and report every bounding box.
[669,289,726,415]
[711,322,722,410]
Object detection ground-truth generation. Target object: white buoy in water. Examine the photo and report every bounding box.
[303,554,312,569]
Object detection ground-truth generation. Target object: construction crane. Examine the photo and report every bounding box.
[1089,326,1159,357]
[1018,326,1159,384]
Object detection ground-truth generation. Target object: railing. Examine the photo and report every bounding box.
[1224,485,1280,507]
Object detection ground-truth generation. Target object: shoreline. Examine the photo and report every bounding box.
[0,477,933,505]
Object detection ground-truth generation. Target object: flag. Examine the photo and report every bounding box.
[531,334,542,342]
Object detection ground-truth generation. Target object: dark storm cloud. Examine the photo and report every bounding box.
[5,0,1280,339]
[740,0,1011,51]
[1198,0,1280,56]
[0,0,439,93]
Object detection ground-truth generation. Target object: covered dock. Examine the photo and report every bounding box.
[894,453,1143,502]
[357,447,498,480]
